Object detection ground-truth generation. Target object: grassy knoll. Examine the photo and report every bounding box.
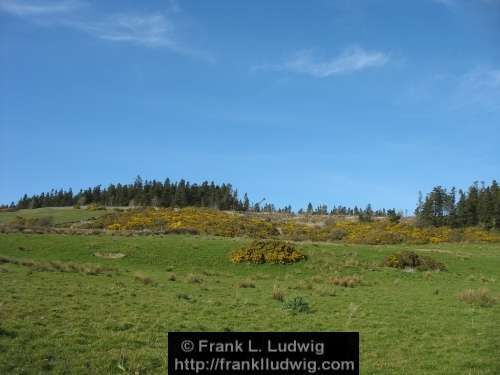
[0,207,109,225]
[0,233,499,374]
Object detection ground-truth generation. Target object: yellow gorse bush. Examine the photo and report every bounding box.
[231,240,305,264]
[99,207,500,244]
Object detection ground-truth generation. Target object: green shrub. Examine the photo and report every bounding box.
[282,296,310,314]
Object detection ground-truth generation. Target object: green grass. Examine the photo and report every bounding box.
[0,207,109,225]
[0,233,499,374]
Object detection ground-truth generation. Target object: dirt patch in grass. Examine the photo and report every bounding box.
[94,252,126,259]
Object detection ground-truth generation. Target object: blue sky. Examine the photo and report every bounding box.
[1,0,499,212]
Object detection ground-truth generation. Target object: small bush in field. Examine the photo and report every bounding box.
[231,240,305,264]
[238,279,255,288]
[167,272,177,281]
[457,288,497,307]
[272,284,285,301]
[134,272,154,285]
[330,274,362,288]
[383,251,446,271]
[176,293,191,301]
[282,296,310,314]
[186,273,202,284]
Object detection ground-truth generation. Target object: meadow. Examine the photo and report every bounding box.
[1,229,499,374]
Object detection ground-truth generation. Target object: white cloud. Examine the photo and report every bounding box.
[257,47,389,78]
[450,67,500,111]
[68,14,175,48]
[0,0,213,61]
[461,67,500,90]
[0,0,83,16]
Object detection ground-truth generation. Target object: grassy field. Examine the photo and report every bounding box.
[0,232,499,374]
[0,207,109,225]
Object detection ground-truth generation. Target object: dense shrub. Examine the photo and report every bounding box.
[383,251,446,271]
[230,240,305,264]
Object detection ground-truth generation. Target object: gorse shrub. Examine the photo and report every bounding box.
[383,251,447,271]
[282,296,310,314]
[230,240,305,264]
[95,207,500,244]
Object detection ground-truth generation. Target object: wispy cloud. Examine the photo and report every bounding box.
[0,0,83,16]
[433,0,456,6]
[68,14,176,48]
[461,67,500,89]
[256,47,390,78]
[0,0,213,61]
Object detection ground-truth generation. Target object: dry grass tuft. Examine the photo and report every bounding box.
[315,285,337,297]
[457,288,497,307]
[330,274,362,288]
[238,279,256,288]
[186,273,203,284]
[0,255,112,275]
[167,272,177,281]
[134,272,155,285]
[272,284,285,301]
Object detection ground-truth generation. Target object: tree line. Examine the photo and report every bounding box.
[12,176,391,217]
[13,177,499,228]
[415,180,500,229]
[15,177,246,211]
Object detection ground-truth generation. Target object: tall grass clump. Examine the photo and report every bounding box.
[133,272,155,285]
[272,284,285,301]
[330,274,362,288]
[457,288,497,307]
